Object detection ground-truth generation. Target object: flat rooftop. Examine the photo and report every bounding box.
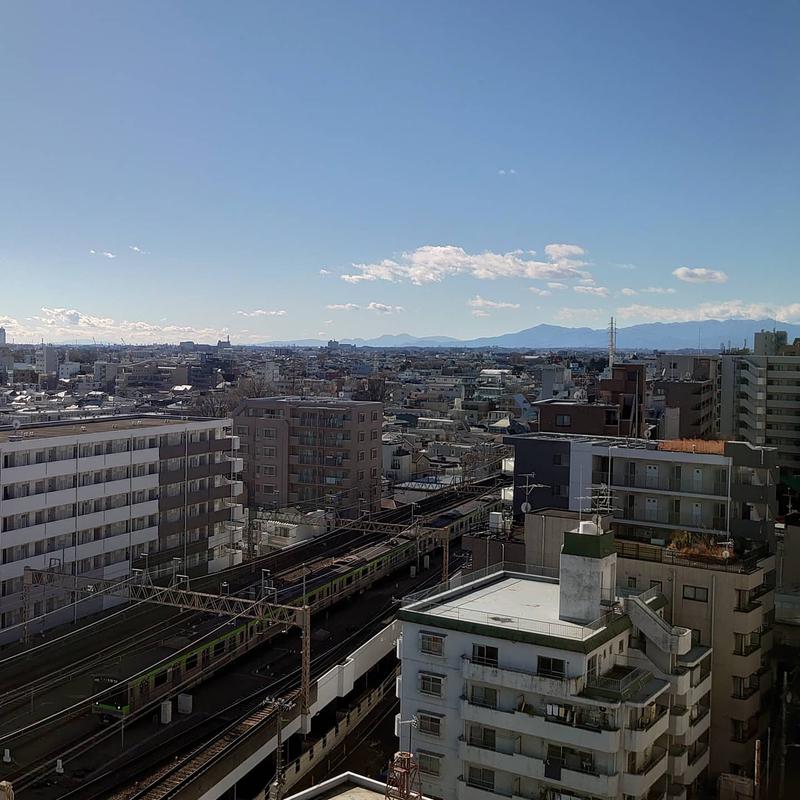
[0,414,222,443]
[402,571,612,642]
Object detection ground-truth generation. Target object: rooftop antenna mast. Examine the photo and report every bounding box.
[517,472,549,514]
[577,482,619,530]
[608,316,616,369]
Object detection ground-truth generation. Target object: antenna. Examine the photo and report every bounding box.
[608,317,616,369]
[576,483,620,530]
[517,472,549,514]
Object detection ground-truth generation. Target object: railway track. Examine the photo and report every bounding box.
[1,481,496,795]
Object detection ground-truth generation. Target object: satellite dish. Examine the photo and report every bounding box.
[521,502,532,514]
[11,419,21,430]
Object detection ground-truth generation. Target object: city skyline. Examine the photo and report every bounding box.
[1,1,798,343]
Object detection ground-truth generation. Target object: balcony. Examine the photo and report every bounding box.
[686,672,712,706]
[686,707,710,743]
[668,745,689,776]
[460,698,621,752]
[669,705,690,737]
[681,743,709,785]
[731,644,762,675]
[462,657,581,697]
[731,686,762,718]
[456,740,619,796]
[621,746,668,797]
[624,706,669,752]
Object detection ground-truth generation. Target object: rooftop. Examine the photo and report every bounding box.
[0,414,224,443]
[284,773,434,800]
[400,569,624,645]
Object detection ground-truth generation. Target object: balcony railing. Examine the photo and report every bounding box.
[629,745,667,775]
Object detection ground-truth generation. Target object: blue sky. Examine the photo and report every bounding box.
[1,1,798,343]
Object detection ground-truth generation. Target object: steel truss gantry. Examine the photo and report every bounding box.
[22,567,312,721]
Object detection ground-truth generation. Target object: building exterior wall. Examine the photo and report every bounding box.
[613,544,774,778]
[233,397,383,518]
[0,416,244,640]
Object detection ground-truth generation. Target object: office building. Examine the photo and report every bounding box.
[233,397,383,517]
[0,415,244,639]
[398,519,711,800]
[35,344,58,376]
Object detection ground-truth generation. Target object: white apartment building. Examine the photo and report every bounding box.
[398,521,712,800]
[720,349,800,480]
[0,415,244,640]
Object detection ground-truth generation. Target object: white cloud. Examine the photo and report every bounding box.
[128,245,147,253]
[102,251,116,259]
[337,243,591,285]
[498,168,517,175]
[615,300,800,324]
[547,282,568,290]
[319,269,331,276]
[673,267,728,284]
[467,295,521,317]
[326,303,361,311]
[574,285,609,297]
[88,249,96,255]
[236,309,287,317]
[620,288,638,296]
[642,286,677,294]
[367,302,404,314]
[7,306,231,344]
[554,307,604,324]
[617,263,638,270]
[529,287,552,297]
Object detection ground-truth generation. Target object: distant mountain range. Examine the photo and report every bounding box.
[261,318,800,351]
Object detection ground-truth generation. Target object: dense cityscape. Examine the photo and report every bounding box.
[2,2,797,800]
[0,322,797,800]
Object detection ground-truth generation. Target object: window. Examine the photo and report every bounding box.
[538,656,566,678]
[472,643,498,667]
[418,752,442,776]
[649,580,663,592]
[420,632,445,657]
[419,672,444,697]
[555,414,572,427]
[468,724,496,750]
[467,766,494,791]
[417,713,442,737]
[691,628,702,646]
[552,453,568,466]
[683,585,708,603]
[469,685,497,708]
[626,576,637,589]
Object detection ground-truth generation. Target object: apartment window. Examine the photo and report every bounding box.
[467,766,494,791]
[691,628,702,646]
[370,430,378,440]
[418,752,442,777]
[683,585,708,603]
[538,656,566,678]
[417,713,442,737]
[419,672,444,697]
[468,724,496,750]
[626,576,637,589]
[358,452,365,462]
[358,432,365,442]
[358,413,366,423]
[469,685,497,708]
[555,414,571,427]
[370,448,377,459]
[649,580,663,592]
[472,643,498,667]
[371,411,379,421]
[420,632,445,657]
[552,453,568,466]
[264,447,277,458]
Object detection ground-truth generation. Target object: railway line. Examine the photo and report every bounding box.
[0,478,502,796]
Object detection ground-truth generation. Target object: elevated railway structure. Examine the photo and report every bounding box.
[0,476,505,795]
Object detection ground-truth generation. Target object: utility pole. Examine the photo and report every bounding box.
[266,697,294,800]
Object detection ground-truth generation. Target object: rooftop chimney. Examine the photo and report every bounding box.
[558,519,616,624]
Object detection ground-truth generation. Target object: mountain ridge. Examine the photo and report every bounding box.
[260,318,800,350]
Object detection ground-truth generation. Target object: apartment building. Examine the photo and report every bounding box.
[614,540,774,779]
[506,433,777,546]
[720,344,800,481]
[233,397,383,517]
[0,415,244,639]
[523,508,774,782]
[398,520,712,800]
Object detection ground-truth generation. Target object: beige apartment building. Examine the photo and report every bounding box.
[233,397,383,518]
[524,509,775,781]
